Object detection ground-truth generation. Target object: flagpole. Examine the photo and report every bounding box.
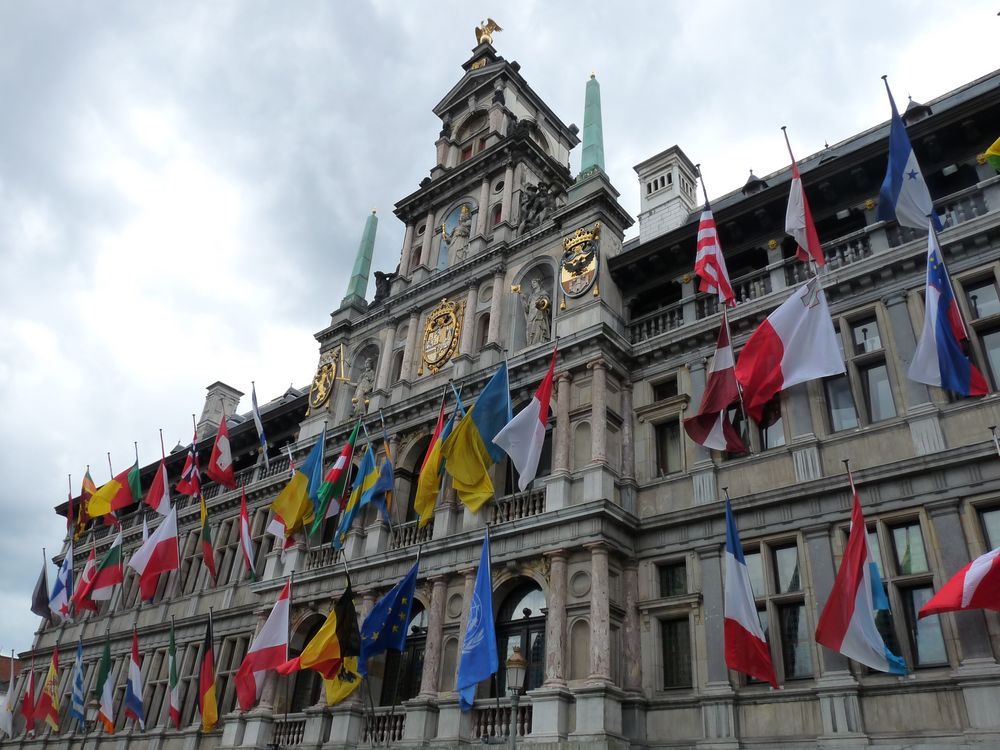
[990,427,1000,458]
[107,452,113,480]
[41,547,50,626]
[159,429,166,460]
[67,474,73,537]
[722,310,754,456]
[781,125,822,281]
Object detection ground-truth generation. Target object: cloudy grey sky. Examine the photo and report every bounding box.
[0,1,996,654]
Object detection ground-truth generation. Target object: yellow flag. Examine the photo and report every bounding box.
[270,472,313,536]
[323,656,362,706]
[441,413,494,513]
[86,479,122,519]
[413,440,444,527]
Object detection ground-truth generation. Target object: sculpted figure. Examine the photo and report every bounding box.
[352,357,376,418]
[444,205,473,263]
[524,277,551,346]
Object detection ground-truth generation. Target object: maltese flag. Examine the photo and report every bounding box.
[493,349,557,491]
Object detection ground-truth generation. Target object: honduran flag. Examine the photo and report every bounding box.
[815,475,906,674]
[124,628,145,730]
[724,499,778,687]
[128,506,180,602]
[908,222,988,397]
[494,349,557,492]
[235,580,290,711]
[919,545,1000,618]
[684,312,746,453]
[735,278,845,423]
[145,459,171,517]
[207,417,236,489]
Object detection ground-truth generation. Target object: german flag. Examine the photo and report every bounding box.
[198,614,218,732]
[200,496,217,581]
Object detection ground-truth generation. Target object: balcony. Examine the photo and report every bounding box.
[473,700,532,741]
[271,714,307,747]
[362,707,405,744]
[389,518,434,550]
[489,487,546,525]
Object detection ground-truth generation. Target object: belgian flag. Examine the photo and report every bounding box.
[199,614,218,732]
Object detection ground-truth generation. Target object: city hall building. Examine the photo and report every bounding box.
[8,33,1000,750]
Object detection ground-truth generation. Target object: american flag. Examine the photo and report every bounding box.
[694,207,736,307]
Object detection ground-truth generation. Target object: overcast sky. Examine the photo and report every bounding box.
[0,2,996,655]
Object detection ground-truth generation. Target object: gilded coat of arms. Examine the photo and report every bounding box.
[560,222,600,298]
[420,298,464,375]
[308,349,339,410]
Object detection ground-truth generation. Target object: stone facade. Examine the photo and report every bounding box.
[8,42,1000,750]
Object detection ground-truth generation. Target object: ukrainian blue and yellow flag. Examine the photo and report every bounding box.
[414,390,465,528]
[270,428,326,537]
[442,363,511,513]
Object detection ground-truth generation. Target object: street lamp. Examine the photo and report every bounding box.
[505,646,527,750]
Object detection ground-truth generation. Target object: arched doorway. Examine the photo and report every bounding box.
[493,581,546,695]
[286,614,326,712]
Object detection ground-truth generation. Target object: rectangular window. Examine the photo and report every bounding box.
[653,377,678,401]
[758,395,785,450]
[460,145,473,162]
[825,374,859,431]
[655,420,683,476]
[743,550,765,599]
[966,279,1000,319]
[980,329,1000,388]
[658,561,687,598]
[772,545,801,593]
[861,362,896,422]
[890,522,929,575]
[851,318,883,355]
[660,618,692,688]
[777,603,812,678]
[900,585,947,666]
[980,508,1000,548]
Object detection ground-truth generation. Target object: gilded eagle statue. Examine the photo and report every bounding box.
[475,18,502,45]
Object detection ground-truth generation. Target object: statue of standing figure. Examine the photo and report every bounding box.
[443,204,473,263]
[351,357,376,418]
[524,277,552,346]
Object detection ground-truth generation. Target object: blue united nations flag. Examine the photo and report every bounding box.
[457,529,498,710]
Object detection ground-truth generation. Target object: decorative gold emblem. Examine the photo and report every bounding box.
[475,18,501,46]
[419,299,465,375]
[560,222,600,299]
[977,152,988,166]
[767,238,779,251]
[471,58,488,71]
[865,197,877,210]
[308,349,339,410]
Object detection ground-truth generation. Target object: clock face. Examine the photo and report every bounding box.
[309,361,336,408]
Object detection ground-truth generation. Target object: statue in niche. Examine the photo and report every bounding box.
[442,204,473,264]
[351,357,376,418]
[524,277,552,346]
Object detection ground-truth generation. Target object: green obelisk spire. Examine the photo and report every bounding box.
[579,73,605,178]
[343,209,378,306]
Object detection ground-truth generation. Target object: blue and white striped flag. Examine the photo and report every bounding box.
[69,640,85,728]
[252,382,269,469]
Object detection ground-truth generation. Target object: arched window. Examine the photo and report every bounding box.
[390,350,405,384]
[379,604,428,705]
[493,581,546,695]
[476,313,491,350]
[288,617,326,711]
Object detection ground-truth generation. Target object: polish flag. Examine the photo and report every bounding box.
[683,312,746,453]
[239,486,256,581]
[734,278,844,423]
[235,581,290,711]
[493,349,557,492]
[71,549,98,614]
[724,499,777,687]
[920,546,1000,618]
[145,460,171,517]
[207,418,236,489]
[128,507,180,602]
[783,133,825,266]
[815,473,906,674]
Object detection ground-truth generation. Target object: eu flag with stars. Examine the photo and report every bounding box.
[358,559,420,676]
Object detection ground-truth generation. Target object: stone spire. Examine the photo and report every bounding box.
[342,209,378,307]
[579,73,605,177]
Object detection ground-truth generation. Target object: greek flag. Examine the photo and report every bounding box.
[456,529,498,710]
[69,640,85,728]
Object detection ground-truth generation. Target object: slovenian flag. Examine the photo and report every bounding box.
[723,499,778,687]
[494,349,557,492]
[124,628,145,730]
[908,222,988,397]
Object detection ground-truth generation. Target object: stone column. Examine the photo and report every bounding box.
[458,281,479,357]
[400,309,421,383]
[589,360,608,464]
[486,265,505,345]
[254,607,278,709]
[552,373,573,474]
[621,561,641,693]
[696,545,730,685]
[621,381,635,481]
[418,576,449,697]
[374,318,397,392]
[475,177,490,238]
[544,550,568,686]
[500,163,514,222]
[418,210,435,268]
[398,223,415,278]
[455,569,477,677]
[587,544,611,682]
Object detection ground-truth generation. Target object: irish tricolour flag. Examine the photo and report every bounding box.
[493,349,557,492]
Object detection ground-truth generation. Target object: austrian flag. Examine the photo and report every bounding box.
[235,581,290,711]
[920,545,1000,618]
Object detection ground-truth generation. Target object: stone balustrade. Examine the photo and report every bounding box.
[389,518,434,550]
[473,701,533,740]
[362,708,405,744]
[271,715,307,747]
[489,487,545,525]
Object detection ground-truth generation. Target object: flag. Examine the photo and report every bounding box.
[783,137,824,267]
[74,469,97,539]
[239,486,256,581]
[270,430,326,537]
[0,652,13,739]
[20,660,34,735]
[30,559,49,621]
[457,530,498,710]
[252,382,269,469]
[145,460,171,517]
[367,431,395,526]
[76,531,124,604]
[124,629,145,730]
[48,542,74,622]
[877,80,941,231]
[33,648,59,732]
[734,278,845,422]
[919,545,1000,617]
[95,636,114,732]
[201,496,217,581]
[684,312,747,452]
[71,548,98,614]
[199,614,218,732]
[69,640,85,729]
[908,222,988,397]
[176,432,202,497]
[129,506,180,602]
[986,135,1000,174]
[87,462,142,520]
[207,417,236,489]
[723,499,777,687]
[442,363,512,513]
[359,559,419,676]
[333,446,378,550]
[494,349,557,491]
[815,473,907,674]
[168,621,181,729]
[414,392,463,528]
[235,581,290,711]
[313,421,361,530]
[694,206,736,306]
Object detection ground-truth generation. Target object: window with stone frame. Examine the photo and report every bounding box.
[215,515,250,587]
[827,309,898,425]
[823,327,860,432]
[978,506,1000,549]
[179,527,213,595]
[657,560,688,598]
[659,616,692,688]
[178,637,201,726]
[724,394,785,457]
[143,648,169,729]
[953,268,1000,390]
[741,539,812,682]
[492,582,546,696]
[216,635,249,716]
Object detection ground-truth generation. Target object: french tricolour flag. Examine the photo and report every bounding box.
[235,580,290,711]
[493,349,557,492]
[815,472,906,674]
[124,628,145,730]
[908,222,988,397]
[920,546,1000,618]
[724,499,778,687]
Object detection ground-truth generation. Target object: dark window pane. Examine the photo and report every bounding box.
[746,607,772,684]
[725,405,748,459]
[744,551,765,599]
[825,375,859,431]
[660,618,692,688]
[658,562,687,598]
[981,508,1000,549]
[874,607,902,663]
[966,280,1000,319]
[653,378,678,401]
[982,330,1000,389]
[655,421,682,476]
[852,318,883,355]
[891,523,928,574]
[862,363,896,422]
[773,546,801,593]
[758,396,785,449]
[902,587,947,666]
[778,603,812,678]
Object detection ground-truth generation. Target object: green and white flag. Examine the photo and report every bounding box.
[95,636,114,732]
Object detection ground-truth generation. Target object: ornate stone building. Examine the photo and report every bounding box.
[9,37,1000,750]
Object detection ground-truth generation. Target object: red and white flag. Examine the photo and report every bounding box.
[735,278,844,422]
[784,135,825,267]
[235,581,290,711]
[920,546,1000,618]
[145,460,171,517]
[239,486,256,580]
[128,507,180,603]
[71,548,98,614]
[683,312,746,453]
[493,349,557,491]
[176,431,201,497]
[207,418,236,489]
[694,207,736,307]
